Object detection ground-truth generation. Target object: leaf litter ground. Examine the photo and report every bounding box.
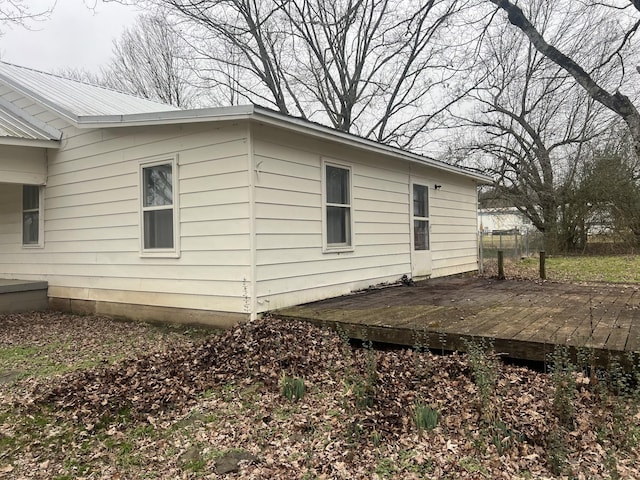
[1,310,639,479]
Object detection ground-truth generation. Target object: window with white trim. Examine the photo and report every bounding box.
[22,185,42,246]
[413,184,429,250]
[324,163,352,249]
[141,159,178,254]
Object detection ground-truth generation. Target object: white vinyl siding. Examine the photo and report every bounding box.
[0,120,252,315]
[251,125,480,311]
[0,145,47,184]
[428,175,479,276]
[252,126,412,311]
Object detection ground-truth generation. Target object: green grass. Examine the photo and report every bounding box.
[519,255,640,283]
[0,343,112,382]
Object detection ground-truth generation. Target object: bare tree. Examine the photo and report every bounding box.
[131,0,477,149]
[459,0,610,252]
[488,0,640,159]
[0,0,55,33]
[101,13,195,107]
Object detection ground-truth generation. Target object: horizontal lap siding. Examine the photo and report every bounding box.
[0,120,252,314]
[426,171,479,276]
[0,146,47,184]
[253,126,412,311]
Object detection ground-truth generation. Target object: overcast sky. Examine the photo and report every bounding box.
[0,0,141,73]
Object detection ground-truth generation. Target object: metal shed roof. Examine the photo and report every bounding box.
[0,62,178,121]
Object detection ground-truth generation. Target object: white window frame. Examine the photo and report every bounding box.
[322,159,354,253]
[139,156,180,258]
[21,184,44,248]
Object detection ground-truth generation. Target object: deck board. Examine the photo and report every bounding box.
[274,277,640,366]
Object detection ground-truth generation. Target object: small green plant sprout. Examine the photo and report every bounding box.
[414,402,439,434]
[548,345,576,428]
[464,337,498,419]
[281,374,306,402]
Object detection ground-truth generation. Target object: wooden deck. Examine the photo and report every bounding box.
[274,276,640,365]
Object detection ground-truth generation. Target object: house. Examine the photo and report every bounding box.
[0,62,491,326]
[478,207,534,234]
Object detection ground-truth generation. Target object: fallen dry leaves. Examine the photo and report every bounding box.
[1,311,639,479]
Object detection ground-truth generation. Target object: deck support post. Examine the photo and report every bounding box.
[539,251,546,280]
[497,250,505,280]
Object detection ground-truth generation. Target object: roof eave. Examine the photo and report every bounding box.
[251,107,493,184]
[0,137,60,148]
[75,105,256,129]
[75,104,492,184]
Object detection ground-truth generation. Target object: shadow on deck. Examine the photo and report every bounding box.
[274,276,640,366]
[0,279,48,313]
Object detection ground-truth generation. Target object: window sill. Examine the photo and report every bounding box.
[140,250,181,259]
[323,245,354,254]
[22,244,44,249]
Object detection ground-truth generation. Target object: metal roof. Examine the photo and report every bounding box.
[0,62,490,182]
[0,62,178,121]
[0,95,61,146]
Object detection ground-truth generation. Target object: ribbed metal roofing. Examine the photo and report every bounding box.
[0,103,57,142]
[0,62,179,120]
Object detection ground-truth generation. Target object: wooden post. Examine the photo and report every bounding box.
[539,251,546,280]
[497,250,505,280]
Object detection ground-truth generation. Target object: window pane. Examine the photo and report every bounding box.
[144,164,173,207]
[414,220,429,251]
[144,209,174,249]
[23,212,39,244]
[326,166,349,205]
[23,185,39,210]
[413,184,428,218]
[327,206,350,245]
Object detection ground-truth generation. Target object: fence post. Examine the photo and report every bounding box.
[539,251,546,280]
[497,250,505,280]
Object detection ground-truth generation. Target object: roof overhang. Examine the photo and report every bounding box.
[0,137,60,148]
[76,105,492,184]
[0,95,62,146]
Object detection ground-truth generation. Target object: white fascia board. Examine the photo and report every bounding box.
[75,105,256,128]
[0,136,60,148]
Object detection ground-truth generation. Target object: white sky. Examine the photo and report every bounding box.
[0,0,142,73]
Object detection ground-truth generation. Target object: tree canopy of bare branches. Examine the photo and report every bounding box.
[459,0,612,252]
[0,0,54,33]
[102,13,195,107]
[489,0,640,159]
[131,0,478,149]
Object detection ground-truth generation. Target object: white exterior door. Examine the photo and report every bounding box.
[411,182,432,278]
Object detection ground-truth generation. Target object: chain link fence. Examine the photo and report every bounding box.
[478,229,638,274]
[478,229,545,261]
